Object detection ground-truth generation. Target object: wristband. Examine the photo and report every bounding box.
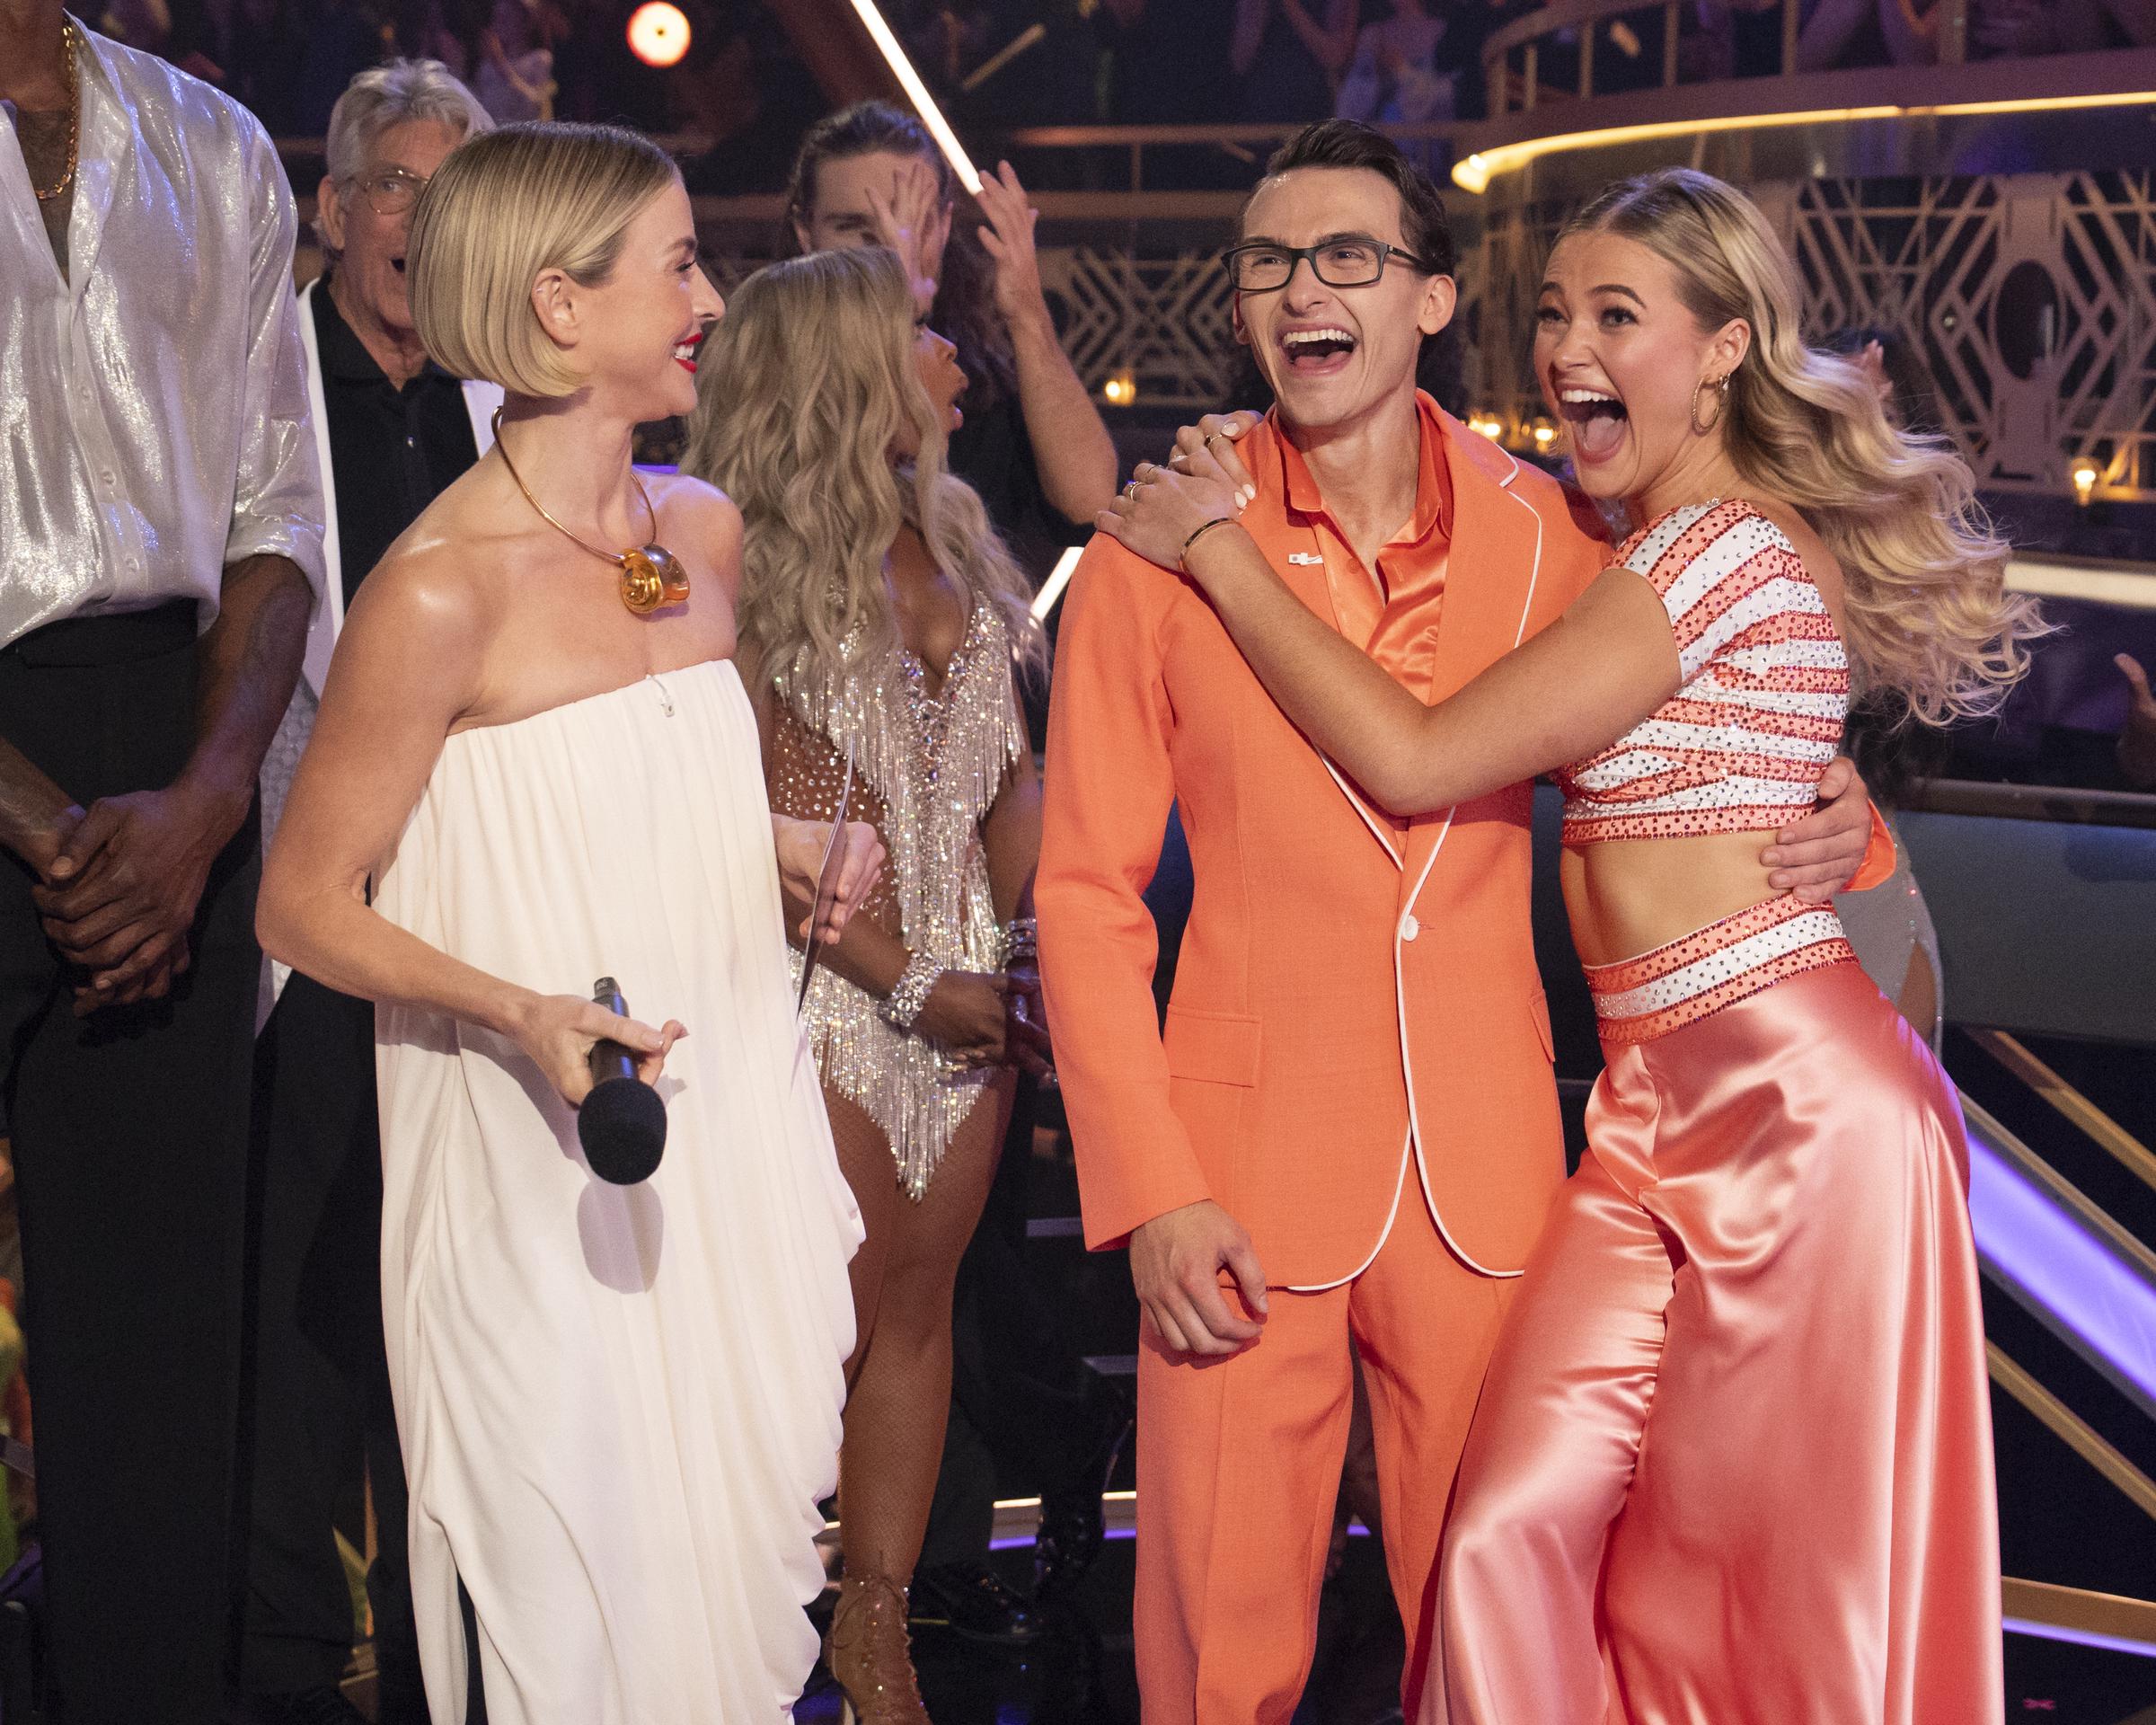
[1004,916,1038,963]
[1180,517,1237,569]
[879,951,945,1031]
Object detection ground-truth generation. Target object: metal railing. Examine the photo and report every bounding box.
[1905,780,2156,832]
[1478,0,1969,112]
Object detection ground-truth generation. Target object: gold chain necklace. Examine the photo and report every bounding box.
[30,17,80,205]
[491,408,690,615]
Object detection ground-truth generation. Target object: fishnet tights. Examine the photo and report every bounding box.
[827,1075,1014,1586]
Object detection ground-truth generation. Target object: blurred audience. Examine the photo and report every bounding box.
[1096,0,1236,122]
[1233,0,1358,119]
[131,0,2153,152]
[473,0,555,122]
[1337,0,1457,127]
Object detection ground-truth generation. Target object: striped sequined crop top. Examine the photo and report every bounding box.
[1558,499,1848,845]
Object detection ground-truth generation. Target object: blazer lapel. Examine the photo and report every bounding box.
[1243,417,1403,869]
[1400,418,1542,900]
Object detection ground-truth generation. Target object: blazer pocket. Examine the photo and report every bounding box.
[1163,1006,1261,1088]
[1528,988,1556,1064]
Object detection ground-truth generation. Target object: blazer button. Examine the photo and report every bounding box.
[1400,913,1420,942]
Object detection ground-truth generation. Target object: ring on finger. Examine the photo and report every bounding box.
[1124,479,1141,500]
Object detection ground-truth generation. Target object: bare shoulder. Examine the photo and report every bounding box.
[647,470,744,596]
[336,526,492,700]
[648,470,743,544]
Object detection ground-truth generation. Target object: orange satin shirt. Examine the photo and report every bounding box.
[1272,390,1456,839]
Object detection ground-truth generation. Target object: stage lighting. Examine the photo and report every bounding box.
[1032,545,1082,622]
[627,2,690,68]
[2072,458,2100,506]
[1454,90,2156,196]
[847,0,984,194]
[1102,371,1136,406]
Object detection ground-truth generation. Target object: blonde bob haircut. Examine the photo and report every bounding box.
[406,120,678,399]
[1562,168,2048,728]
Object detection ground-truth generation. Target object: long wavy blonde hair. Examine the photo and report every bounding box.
[1562,169,2047,726]
[682,246,1044,707]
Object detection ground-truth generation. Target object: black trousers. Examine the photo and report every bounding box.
[0,603,259,1725]
[234,971,424,1720]
[920,1076,1109,1570]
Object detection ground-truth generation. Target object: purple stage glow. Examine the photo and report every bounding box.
[1965,1126,2156,1414]
[2003,1617,2156,1660]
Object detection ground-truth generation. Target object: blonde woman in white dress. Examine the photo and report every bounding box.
[258,120,880,1723]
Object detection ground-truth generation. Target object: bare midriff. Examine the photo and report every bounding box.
[1560,830,1789,969]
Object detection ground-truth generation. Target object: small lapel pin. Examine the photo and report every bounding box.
[1287,552,1324,565]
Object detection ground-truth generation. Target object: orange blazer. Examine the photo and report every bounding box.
[1038,404,1610,1289]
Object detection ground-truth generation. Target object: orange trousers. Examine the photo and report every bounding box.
[1134,1188,1516,1724]
[1436,964,2001,1723]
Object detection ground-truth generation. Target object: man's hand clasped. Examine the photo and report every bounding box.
[34,782,247,1014]
[1130,1198,1270,1360]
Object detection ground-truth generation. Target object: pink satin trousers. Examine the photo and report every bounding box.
[1432,960,2001,1724]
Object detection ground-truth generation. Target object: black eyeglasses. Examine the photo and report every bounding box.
[1223,237,1435,293]
[351,167,429,217]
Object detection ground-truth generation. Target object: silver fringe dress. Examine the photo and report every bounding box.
[770,602,1027,1200]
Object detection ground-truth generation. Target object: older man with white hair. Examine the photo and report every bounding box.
[234,58,496,1725]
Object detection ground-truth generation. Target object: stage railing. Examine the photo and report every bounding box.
[1474,0,1967,112]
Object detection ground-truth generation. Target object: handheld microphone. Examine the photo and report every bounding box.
[579,976,667,1185]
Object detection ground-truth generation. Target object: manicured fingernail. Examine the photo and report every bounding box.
[1241,487,1255,506]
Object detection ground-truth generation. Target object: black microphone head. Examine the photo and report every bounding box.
[579,1075,667,1185]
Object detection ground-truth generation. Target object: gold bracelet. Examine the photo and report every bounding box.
[1180,517,1237,569]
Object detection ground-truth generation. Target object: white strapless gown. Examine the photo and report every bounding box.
[371,660,862,1723]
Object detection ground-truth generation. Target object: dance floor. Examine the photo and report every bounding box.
[791,1533,2156,1725]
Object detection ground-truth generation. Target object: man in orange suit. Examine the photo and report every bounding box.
[1036,121,1880,1723]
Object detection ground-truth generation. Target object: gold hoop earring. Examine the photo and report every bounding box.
[1691,375,1731,437]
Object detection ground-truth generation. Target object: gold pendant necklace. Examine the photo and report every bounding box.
[492,408,691,615]
[31,18,80,205]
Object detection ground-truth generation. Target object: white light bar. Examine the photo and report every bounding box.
[846,0,983,194]
[2004,554,2156,613]
[1032,544,1083,621]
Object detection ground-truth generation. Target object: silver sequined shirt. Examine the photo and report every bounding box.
[0,19,324,649]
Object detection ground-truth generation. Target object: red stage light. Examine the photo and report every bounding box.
[627,2,690,67]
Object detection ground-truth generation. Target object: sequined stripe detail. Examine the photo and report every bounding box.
[1560,500,1850,847]
[1586,897,1836,999]
[1564,801,1827,844]
[1583,897,1857,1044]
[1593,942,1858,1044]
